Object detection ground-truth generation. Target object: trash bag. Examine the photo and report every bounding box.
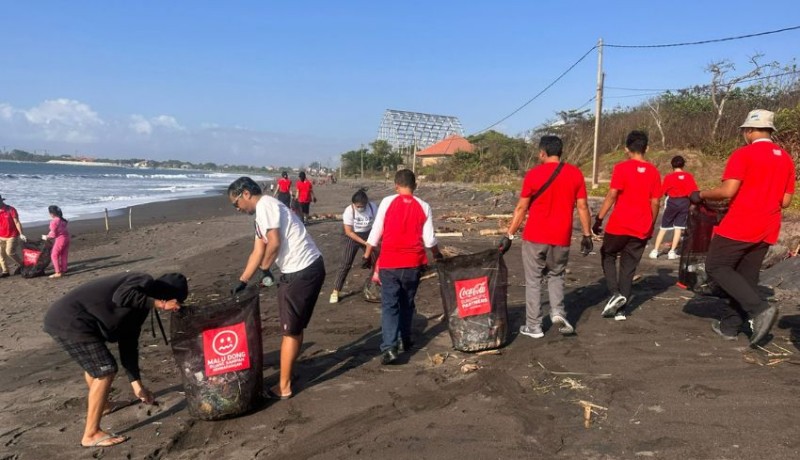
[21,239,53,278]
[436,249,509,352]
[363,260,381,303]
[678,201,728,294]
[170,286,263,420]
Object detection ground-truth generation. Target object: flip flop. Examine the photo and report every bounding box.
[265,388,292,400]
[82,433,128,448]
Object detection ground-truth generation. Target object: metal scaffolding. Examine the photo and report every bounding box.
[377,109,464,150]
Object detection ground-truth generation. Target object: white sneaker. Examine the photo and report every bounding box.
[648,249,659,259]
[602,294,627,318]
[551,314,575,335]
[519,325,544,339]
[614,310,627,321]
[667,250,678,260]
[329,291,339,304]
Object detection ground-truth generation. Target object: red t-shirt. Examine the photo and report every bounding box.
[520,162,587,246]
[296,180,313,203]
[277,178,291,193]
[715,140,795,244]
[605,159,662,239]
[662,170,698,198]
[0,205,20,238]
[366,194,437,269]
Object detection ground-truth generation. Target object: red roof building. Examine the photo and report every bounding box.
[415,135,475,166]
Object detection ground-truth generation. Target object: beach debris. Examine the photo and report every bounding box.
[427,352,449,366]
[440,245,471,257]
[475,349,502,356]
[460,363,480,373]
[479,229,506,236]
[420,272,438,281]
[435,232,464,237]
[560,377,587,391]
[537,361,612,379]
[578,400,608,428]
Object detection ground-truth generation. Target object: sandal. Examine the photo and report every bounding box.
[82,433,128,448]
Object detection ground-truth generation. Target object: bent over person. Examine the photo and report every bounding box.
[501,135,593,338]
[691,109,795,345]
[43,272,187,448]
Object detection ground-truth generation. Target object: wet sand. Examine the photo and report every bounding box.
[1,179,799,459]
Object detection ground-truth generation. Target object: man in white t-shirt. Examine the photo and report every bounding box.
[228,177,325,400]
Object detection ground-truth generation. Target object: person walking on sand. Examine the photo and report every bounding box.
[42,205,70,278]
[649,155,698,260]
[329,188,378,304]
[229,176,325,399]
[273,171,292,208]
[500,135,593,338]
[0,194,27,277]
[294,171,316,225]
[592,131,662,321]
[690,110,794,345]
[363,169,443,365]
[43,272,187,448]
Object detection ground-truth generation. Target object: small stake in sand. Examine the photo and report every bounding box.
[129,207,133,230]
[104,208,109,232]
[578,400,607,428]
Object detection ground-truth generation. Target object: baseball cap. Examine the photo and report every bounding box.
[740,109,776,130]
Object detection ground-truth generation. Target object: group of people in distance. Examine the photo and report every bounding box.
[272,170,316,224]
[41,108,793,449]
[0,195,71,278]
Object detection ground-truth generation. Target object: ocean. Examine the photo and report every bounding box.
[0,161,270,225]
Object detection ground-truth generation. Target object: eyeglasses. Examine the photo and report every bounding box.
[232,193,243,209]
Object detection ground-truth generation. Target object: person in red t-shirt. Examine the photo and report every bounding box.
[650,155,698,260]
[593,131,662,320]
[294,171,316,224]
[691,109,795,346]
[272,171,292,208]
[0,194,27,277]
[363,169,442,365]
[502,135,593,338]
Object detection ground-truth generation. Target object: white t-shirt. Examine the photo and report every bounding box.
[254,195,321,273]
[342,201,377,233]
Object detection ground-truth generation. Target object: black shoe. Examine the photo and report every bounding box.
[380,348,399,365]
[749,305,779,346]
[398,338,414,353]
[0,272,8,278]
[711,320,737,341]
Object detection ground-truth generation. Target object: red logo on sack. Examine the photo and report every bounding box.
[22,249,40,266]
[202,322,250,376]
[454,276,491,318]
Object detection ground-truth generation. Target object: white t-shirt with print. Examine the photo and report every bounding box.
[254,195,321,273]
[342,201,377,233]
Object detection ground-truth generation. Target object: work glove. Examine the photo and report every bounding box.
[498,236,512,255]
[19,234,27,242]
[258,268,274,288]
[360,256,373,270]
[580,235,593,256]
[591,217,603,236]
[689,190,703,205]
[313,197,317,203]
[433,252,444,263]
[41,235,49,241]
[231,281,247,295]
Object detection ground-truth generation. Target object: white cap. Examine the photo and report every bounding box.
[740,109,776,130]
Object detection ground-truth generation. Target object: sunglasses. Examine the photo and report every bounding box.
[232,193,244,209]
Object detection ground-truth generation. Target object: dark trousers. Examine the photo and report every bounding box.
[333,231,374,291]
[600,233,647,299]
[705,235,770,334]
[379,267,421,352]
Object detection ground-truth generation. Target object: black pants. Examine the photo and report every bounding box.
[705,235,770,334]
[334,231,374,291]
[600,233,647,299]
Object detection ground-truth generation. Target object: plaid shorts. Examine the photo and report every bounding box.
[53,336,118,378]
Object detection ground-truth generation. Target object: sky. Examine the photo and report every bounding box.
[1,1,799,167]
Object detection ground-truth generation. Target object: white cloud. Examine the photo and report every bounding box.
[129,114,185,135]
[129,114,152,135]
[151,115,183,131]
[0,99,106,143]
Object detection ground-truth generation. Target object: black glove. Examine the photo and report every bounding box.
[360,256,373,270]
[689,190,703,205]
[498,236,512,255]
[580,235,593,256]
[231,281,247,295]
[592,217,603,236]
[258,268,274,287]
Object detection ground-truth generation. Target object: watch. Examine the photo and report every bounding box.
[506,234,515,240]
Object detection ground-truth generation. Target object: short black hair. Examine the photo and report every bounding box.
[394,169,416,189]
[671,155,685,169]
[299,171,306,181]
[281,171,288,178]
[351,188,369,205]
[626,130,648,154]
[227,176,262,197]
[539,135,563,157]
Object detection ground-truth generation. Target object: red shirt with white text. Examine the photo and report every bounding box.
[605,159,662,239]
[662,171,698,198]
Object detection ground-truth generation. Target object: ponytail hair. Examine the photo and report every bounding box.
[49,205,67,223]
[351,188,369,205]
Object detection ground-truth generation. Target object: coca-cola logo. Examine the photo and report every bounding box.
[454,276,492,318]
[459,281,487,299]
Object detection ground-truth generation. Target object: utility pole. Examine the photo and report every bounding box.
[360,143,364,179]
[591,38,604,189]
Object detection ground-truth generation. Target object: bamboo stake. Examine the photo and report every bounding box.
[128,207,132,230]
[104,208,109,232]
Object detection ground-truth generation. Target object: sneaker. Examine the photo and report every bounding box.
[711,320,737,341]
[380,347,399,365]
[602,294,627,318]
[648,249,659,259]
[551,314,574,335]
[667,250,678,260]
[749,305,779,346]
[614,310,627,321]
[519,325,544,339]
[329,291,339,304]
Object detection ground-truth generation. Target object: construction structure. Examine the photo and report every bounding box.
[377,109,465,151]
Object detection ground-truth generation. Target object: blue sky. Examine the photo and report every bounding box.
[1,1,798,166]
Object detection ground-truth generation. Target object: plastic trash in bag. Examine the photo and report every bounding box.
[436,249,509,352]
[21,239,53,278]
[678,201,728,295]
[170,286,263,420]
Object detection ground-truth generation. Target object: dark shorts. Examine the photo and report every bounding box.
[277,256,325,335]
[52,336,117,378]
[661,197,690,230]
[276,191,291,207]
[299,202,310,214]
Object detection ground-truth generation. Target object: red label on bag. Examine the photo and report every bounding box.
[454,276,491,318]
[23,249,39,266]
[202,322,250,377]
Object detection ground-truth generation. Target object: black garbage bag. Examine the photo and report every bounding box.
[436,249,509,352]
[363,260,381,303]
[678,201,728,295]
[170,286,263,420]
[21,239,53,278]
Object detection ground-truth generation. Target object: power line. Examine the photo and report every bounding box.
[605,25,800,48]
[473,46,597,134]
[606,69,800,94]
